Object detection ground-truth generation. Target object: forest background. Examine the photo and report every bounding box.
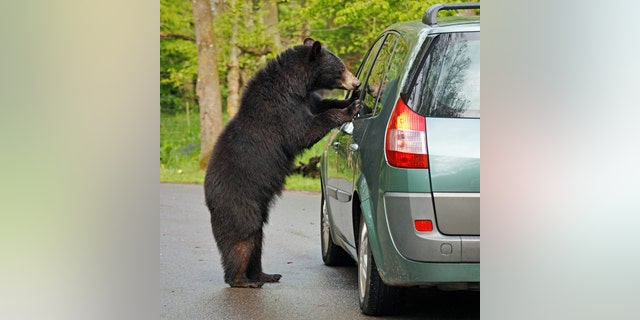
[160,0,463,191]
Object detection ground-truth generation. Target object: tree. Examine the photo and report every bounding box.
[192,0,224,169]
[297,0,471,68]
[215,0,276,119]
[263,0,281,53]
[160,0,198,114]
[225,0,242,119]
[161,0,475,171]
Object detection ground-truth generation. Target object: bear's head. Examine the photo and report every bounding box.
[303,38,360,91]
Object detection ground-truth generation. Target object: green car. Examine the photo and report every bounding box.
[319,3,480,315]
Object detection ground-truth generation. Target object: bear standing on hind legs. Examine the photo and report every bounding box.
[204,38,361,288]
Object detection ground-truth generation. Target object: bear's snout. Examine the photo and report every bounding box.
[341,70,360,90]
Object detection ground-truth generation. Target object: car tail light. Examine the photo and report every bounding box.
[414,220,433,232]
[385,98,428,168]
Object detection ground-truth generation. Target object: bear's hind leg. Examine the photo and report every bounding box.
[246,230,281,283]
[224,240,263,288]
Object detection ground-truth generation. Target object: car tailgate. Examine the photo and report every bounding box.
[426,118,479,235]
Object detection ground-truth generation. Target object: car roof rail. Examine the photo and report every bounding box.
[422,2,480,26]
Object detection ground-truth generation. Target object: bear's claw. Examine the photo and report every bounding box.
[260,273,282,283]
[348,100,362,118]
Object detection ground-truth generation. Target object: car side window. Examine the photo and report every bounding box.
[372,39,407,117]
[351,36,384,113]
[360,33,401,118]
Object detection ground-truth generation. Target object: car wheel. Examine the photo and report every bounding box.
[320,191,351,266]
[358,217,397,315]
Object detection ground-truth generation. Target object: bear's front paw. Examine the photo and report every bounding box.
[345,99,362,119]
[349,89,362,103]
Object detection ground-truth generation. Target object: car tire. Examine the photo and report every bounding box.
[320,191,352,266]
[358,217,398,316]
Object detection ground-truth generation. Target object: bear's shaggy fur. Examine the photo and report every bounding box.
[204,39,361,288]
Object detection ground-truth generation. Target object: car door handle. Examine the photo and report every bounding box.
[332,142,340,150]
[349,143,359,152]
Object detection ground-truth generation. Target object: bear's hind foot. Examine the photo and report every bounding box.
[260,272,282,283]
[228,280,264,288]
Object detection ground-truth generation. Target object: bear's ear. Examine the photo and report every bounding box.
[308,40,323,61]
[303,38,315,46]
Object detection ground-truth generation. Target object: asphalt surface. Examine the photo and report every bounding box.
[160,183,479,319]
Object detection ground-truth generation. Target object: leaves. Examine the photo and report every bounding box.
[160,0,475,113]
[160,0,198,114]
[160,0,194,37]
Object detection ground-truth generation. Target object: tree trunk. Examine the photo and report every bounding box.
[263,0,281,52]
[226,0,241,119]
[238,0,256,108]
[191,0,223,169]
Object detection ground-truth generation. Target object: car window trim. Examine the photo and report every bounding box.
[355,31,401,120]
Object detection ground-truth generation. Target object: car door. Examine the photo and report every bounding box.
[330,33,402,249]
[324,36,384,249]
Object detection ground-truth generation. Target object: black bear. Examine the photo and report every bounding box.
[204,38,361,288]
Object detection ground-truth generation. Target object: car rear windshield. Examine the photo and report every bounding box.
[406,32,480,118]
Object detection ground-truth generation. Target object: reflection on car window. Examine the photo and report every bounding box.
[353,36,384,112]
[374,40,406,117]
[408,32,480,118]
[362,34,398,117]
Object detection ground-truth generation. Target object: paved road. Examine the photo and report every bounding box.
[160,183,479,319]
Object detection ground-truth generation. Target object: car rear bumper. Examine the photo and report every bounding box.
[383,192,479,263]
[361,191,480,287]
[376,254,480,286]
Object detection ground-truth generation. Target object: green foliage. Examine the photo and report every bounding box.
[298,0,464,68]
[214,0,279,88]
[161,83,186,114]
[160,0,195,37]
[161,0,472,115]
[160,0,476,189]
[285,175,321,192]
[160,112,200,167]
[160,0,198,114]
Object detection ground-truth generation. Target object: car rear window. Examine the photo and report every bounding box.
[406,32,480,118]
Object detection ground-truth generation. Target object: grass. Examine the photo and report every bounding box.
[160,112,206,184]
[160,112,326,192]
